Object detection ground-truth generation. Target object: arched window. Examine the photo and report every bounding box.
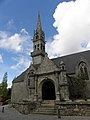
[62,66,65,70]
[37,44,39,50]
[79,62,89,80]
[41,43,42,50]
[34,45,36,50]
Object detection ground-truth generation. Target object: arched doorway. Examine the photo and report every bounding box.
[42,80,56,100]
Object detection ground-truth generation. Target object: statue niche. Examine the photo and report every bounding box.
[27,70,35,89]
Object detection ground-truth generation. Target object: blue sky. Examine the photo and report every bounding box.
[0,0,90,87]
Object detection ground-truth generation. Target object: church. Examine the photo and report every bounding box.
[11,15,90,115]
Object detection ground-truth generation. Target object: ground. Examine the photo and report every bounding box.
[0,105,90,120]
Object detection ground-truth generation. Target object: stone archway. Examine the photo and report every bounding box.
[42,80,56,100]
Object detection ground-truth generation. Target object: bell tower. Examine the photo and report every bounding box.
[31,14,46,65]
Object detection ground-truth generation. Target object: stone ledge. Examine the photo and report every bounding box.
[56,101,90,116]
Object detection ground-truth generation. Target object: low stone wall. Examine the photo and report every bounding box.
[12,101,38,114]
[56,100,90,116]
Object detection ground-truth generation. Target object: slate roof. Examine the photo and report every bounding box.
[13,50,90,83]
[12,64,40,83]
[12,68,28,83]
[52,50,90,74]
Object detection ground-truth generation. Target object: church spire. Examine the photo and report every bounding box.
[31,14,46,65]
[33,14,45,42]
[36,13,42,32]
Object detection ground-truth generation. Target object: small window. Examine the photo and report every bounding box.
[31,71,34,75]
[36,35,38,39]
[37,44,39,50]
[30,70,34,75]
[34,45,36,50]
[41,44,42,50]
[28,70,34,77]
[62,66,64,70]
[37,44,39,47]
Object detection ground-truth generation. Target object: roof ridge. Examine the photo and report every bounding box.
[51,50,90,60]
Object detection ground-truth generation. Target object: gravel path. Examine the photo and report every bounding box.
[0,105,90,120]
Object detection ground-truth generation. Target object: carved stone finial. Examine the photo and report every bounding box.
[59,60,66,70]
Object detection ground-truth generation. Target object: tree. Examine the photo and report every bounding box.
[2,72,8,83]
[0,72,8,99]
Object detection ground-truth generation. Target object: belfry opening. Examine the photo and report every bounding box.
[42,80,56,100]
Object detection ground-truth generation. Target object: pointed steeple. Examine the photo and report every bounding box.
[36,13,42,32]
[33,13,45,42]
[31,14,46,65]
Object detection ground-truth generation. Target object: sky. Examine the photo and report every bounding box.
[0,0,90,87]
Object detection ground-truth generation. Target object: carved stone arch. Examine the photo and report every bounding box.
[38,78,56,100]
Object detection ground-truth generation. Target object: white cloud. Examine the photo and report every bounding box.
[0,54,3,63]
[0,29,31,53]
[6,19,16,30]
[20,28,29,35]
[47,0,90,58]
[10,55,31,72]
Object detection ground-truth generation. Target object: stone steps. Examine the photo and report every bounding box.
[33,107,57,115]
[32,100,57,115]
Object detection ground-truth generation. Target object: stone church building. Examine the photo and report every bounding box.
[11,15,90,115]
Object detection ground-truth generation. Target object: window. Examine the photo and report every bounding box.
[35,32,39,39]
[79,62,89,80]
[62,66,64,70]
[34,45,36,50]
[37,44,39,50]
[41,43,42,50]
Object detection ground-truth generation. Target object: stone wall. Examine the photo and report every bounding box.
[11,82,28,103]
[37,56,59,75]
[12,100,90,116]
[56,101,90,116]
[12,101,38,114]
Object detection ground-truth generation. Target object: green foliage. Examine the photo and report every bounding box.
[74,74,86,98]
[1,81,7,98]
[0,72,11,104]
[69,73,86,100]
[2,72,8,83]
[0,72,8,99]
